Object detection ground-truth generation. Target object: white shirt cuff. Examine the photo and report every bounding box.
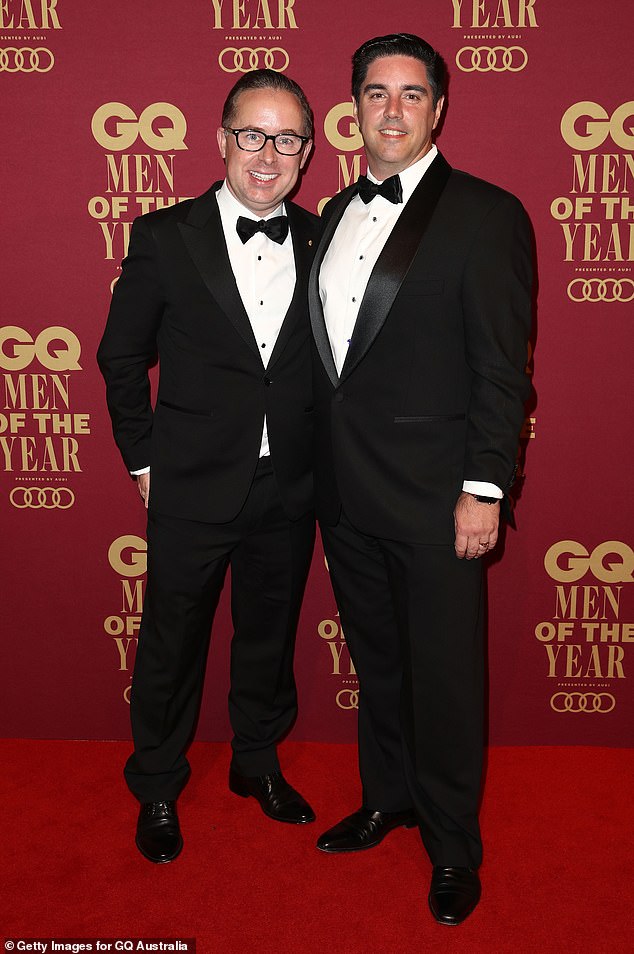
[462,480,503,499]
[131,466,150,476]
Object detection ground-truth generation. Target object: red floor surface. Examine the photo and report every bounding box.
[2,740,632,953]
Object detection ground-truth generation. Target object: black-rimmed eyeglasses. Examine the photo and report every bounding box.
[224,127,310,156]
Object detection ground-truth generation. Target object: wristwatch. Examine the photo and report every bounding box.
[471,494,500,504]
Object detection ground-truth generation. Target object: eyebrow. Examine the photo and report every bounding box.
[363,83,428,95]
[238,125,303,135]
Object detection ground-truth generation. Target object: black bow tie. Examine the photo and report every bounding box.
[236,215,289,245]
[357,173,403,205]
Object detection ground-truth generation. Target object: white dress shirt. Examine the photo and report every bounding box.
[216,182,295,458]
[319,146,502,499]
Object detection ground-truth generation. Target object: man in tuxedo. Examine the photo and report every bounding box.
[98,69,319,863]
[310,34,532,924]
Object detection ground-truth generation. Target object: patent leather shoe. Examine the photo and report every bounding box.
[317,807,417,853]
[229,767,315,824]
[428,866,481,925]
[135,800,183,864]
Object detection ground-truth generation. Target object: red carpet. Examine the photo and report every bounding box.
[2,741,632,953]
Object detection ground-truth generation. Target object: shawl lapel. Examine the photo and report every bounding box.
[340,152,451,382]
[308,188,356,388]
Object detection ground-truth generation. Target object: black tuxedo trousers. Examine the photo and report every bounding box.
[124,457,315,802]
[322,513,484,868]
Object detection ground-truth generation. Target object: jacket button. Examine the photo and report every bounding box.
[334,392,344,403]
[264,376,272,387]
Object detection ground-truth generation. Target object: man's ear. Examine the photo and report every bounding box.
[216,126,227,159]
[299,139,313,169]
[433,95,445,131]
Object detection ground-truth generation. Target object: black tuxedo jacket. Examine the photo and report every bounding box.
[98,182,320,524]
[309,153,533,544]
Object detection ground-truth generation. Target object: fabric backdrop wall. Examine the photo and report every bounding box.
[1,0,632,746]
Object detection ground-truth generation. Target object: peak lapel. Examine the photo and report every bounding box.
[177,184,259,357]
[340,153,452,382]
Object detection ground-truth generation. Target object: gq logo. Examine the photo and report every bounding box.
[560,102,634,151]
[0,326,81,371]
[108,535,147,577]
[91,102,187,152]
[544,541,634,584]
[324,102,363,152]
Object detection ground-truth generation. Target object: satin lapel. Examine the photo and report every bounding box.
[268,203,317,368]
[177,184,259,357]
[340,153,452,382]
[308,187,357,388]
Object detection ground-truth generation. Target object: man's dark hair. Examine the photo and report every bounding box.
[221,69,314,138]
[352,34,447,108]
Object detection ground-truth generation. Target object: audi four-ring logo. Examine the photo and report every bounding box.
[9,486,75,509]
[0,47,54,73]
[218,47,289,73]
[336,689,359,709]
[456,46,528,72]
[550,692,615,713]
[567,278,634,303]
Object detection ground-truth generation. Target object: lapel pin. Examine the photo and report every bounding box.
[308,239,313,246]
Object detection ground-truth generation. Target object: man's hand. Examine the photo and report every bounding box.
[454,491,500,560]
[137,471,150,509]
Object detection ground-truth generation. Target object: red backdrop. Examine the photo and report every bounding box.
[1,0,632,746]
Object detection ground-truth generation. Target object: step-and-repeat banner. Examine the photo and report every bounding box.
[2,1,632,745]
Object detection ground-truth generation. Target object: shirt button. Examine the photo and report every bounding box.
[359,255,364,260]
[372,216,377,222]
[260,300,264,306]
[261,343,266,349]
[257,255,262,261]
[352,297,356,303]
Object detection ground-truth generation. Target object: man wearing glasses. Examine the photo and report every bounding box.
[98,70,318,863]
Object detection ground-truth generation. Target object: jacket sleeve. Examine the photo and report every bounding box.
[96,215,165,472]
[461,193,533,491]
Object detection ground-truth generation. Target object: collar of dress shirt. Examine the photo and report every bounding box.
[365,144,438,205]
[216,180,285,223]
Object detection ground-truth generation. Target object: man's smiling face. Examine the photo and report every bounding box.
[354,54,444,181]
[217,88,312,217]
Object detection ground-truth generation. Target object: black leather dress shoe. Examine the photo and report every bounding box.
[316,807,417,853]
[428,866,481,925]
[135,801,183,864]
[229,767,315,824]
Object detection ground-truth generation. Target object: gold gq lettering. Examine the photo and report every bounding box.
[0,0,62,29]
[317,103,365,215]
[1,326,88,478]
[450,0,538,28]
[210,0,298,29]
[104,534,147,703]
[534,541,633,702]
[551,102,634,269]
[318,617,359,711]
[90,103,192,263]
